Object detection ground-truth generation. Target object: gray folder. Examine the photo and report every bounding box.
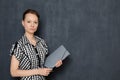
[44,45,70,68]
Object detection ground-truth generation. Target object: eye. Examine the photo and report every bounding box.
[34,21,38,24]
[27,21,31,23]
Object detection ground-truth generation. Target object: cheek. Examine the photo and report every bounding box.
[24,25,29,30]
[35,24,39,29]
[23,23,29,27]
[23,24,30,31]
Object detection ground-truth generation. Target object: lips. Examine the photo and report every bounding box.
[30,28,35,30]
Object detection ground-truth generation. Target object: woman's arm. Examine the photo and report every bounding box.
[10,55,52,77]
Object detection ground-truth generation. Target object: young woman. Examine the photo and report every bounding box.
[10,9,62,80]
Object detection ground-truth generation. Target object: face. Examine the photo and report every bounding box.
[22,13,39,34]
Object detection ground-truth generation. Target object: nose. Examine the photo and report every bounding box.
[31,22,34,27]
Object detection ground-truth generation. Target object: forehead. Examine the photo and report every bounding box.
[24,13,38,20]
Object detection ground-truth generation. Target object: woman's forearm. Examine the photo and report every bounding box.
[10,68,39,77]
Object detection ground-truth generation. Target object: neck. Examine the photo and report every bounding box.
[25,32,34,40]
[25,32,36,46]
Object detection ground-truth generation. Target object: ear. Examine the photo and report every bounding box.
[22,20,24,27]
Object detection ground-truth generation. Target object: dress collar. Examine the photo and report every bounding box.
[21,34,40,45]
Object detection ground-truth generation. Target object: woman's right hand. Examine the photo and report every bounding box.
[37,68,52,76]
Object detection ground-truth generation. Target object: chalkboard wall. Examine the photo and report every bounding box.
[0,0,120,80]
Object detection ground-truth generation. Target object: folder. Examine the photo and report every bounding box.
[44,45,70,68]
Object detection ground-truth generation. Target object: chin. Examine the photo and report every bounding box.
[27,31,35,34]
[26,29,37,34]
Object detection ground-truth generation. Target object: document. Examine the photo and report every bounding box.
[44,45,70,68]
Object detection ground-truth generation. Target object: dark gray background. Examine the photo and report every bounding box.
[0,0,120,80]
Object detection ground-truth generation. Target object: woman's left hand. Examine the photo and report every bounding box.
[55,60,62,68]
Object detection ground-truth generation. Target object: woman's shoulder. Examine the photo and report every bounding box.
[16,36,24,45]
[11,36,25,47]
[10,37,23,55]
[35,35,46,42]
[35,36,48,47]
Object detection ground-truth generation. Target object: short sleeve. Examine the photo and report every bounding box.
[10,43,23,61]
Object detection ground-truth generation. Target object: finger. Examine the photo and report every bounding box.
[47,68,52,71]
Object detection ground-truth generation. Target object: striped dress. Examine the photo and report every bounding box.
[10,35,48,80]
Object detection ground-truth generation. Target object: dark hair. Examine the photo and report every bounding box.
[22,9,40,21]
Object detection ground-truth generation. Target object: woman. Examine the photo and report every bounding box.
[10,9,62,80]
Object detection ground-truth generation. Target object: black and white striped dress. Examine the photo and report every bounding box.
[10,35,48,80]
